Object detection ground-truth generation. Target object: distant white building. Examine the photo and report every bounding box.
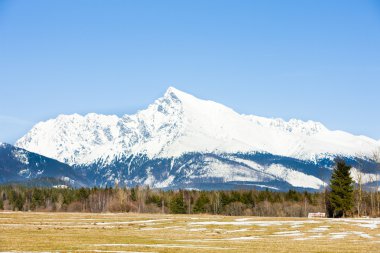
[53,185,68,189]
[308,212,326,218]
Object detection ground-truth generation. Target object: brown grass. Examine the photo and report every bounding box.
[0,211,379,253]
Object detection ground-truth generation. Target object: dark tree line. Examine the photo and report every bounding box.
[0,185,378,217]
[0,185,322,216]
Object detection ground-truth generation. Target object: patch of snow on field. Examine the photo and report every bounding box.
[162,226,182,230]
[189,220,319,227]
[99,219,172,225]
[328,230,374,240]
[352,231,373,239]
[226,228,249,233]
[308,226,329,232]
[78,251,158,253]
[330,232,350,239]
[272,230,304,237]
[358,222,378,229]
[176,236,261,242]
[92,243,235,250]
[189,221,255,226]
[338,218,380,229]
[309,234,324,238]
[0,252,56,253]
[188,228,207,232]
[226,236,261,240]
[234,218,252,222]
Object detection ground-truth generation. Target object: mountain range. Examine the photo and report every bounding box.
[6,87,380,190]
[0,142,87,187]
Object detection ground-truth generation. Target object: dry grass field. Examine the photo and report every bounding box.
[1,212,380,253]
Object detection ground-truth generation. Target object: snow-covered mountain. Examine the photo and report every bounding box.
[0,143,87,187]
[15,87,380,190]
[16,87,378,164]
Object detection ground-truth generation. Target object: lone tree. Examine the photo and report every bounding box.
[329,160,354,217]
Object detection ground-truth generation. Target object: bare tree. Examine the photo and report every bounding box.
[137,186,150,213]
[373,148,380,165]
[373,148,380,216]
[353,168,363,217]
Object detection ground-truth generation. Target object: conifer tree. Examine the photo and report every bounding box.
[193,192,210,213]
[329,160,354,217]
[169,193,186,214]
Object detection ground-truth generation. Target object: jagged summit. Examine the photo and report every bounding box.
[16,87,380,167]
[164,86,188,98]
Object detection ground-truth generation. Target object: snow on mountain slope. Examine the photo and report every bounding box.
[230,158,325,189]
[73,152,330,190]
[16,87,380,166]
[0,143,87,187]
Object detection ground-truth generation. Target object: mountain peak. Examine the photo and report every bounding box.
[165,86,181,94]
[163,86,197,103]
[165,86,190,96]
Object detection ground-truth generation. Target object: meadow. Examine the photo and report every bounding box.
[1,212,379,253]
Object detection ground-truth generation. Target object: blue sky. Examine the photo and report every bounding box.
[0,0,380,143]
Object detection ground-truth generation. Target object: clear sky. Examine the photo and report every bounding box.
[1,0,380,143]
